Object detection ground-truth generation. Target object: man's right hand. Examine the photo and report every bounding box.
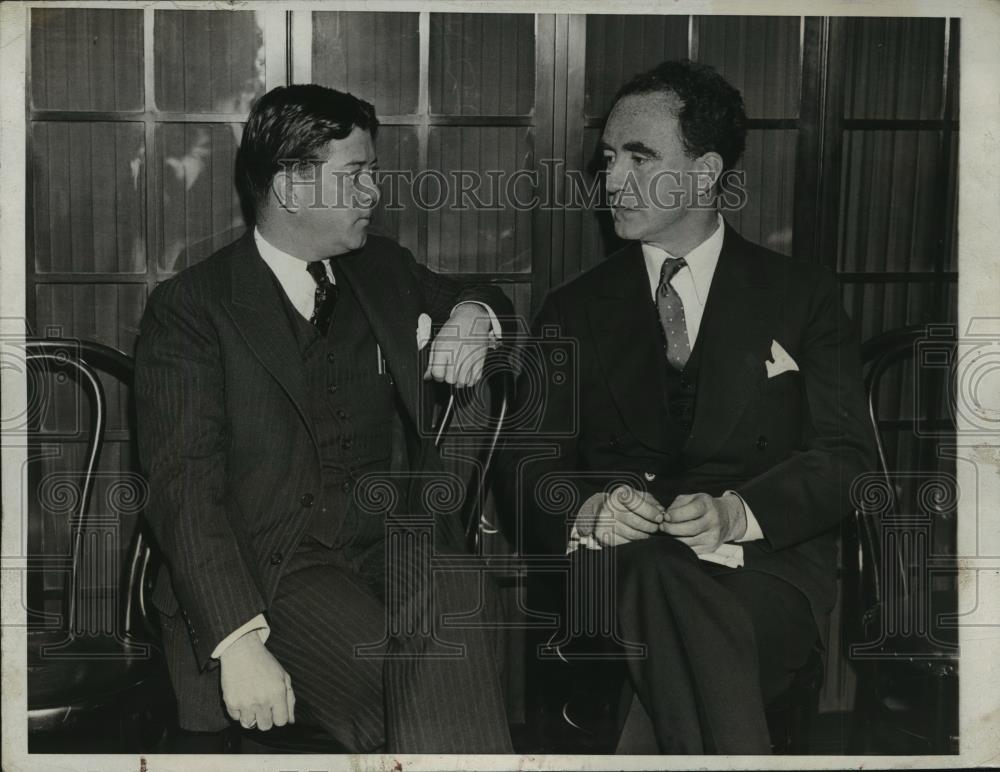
[220,631,295,730]
[575,484,665,547]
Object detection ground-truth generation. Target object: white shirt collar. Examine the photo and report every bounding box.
[641,214,725,304]
[253,227,333,320]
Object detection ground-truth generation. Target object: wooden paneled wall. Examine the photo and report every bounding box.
[28,11,958,337]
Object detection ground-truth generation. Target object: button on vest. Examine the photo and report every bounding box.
[282,273,398,549]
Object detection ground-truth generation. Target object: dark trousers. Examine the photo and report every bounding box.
[555,535,818,754]
[264,527,513,753]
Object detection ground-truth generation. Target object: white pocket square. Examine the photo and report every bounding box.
[765,339,799,378]
[416,313,432,351]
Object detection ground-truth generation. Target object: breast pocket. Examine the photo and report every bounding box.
[758,369,803,405]
[750,371,804,452]
[762,369,800,387]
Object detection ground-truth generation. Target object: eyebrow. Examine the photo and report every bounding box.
[621,141,661,159]
[342,157,378,169]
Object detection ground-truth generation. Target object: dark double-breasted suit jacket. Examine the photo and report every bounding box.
[513,224,875,639]
[135,232,513,729]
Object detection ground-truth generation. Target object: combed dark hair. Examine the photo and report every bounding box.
[614,59,747,180]
[235,84,379,225]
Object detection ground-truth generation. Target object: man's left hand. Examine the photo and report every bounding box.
[660,492,747,553]
[423,303,496,388]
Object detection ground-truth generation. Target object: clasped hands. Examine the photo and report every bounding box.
[423,303,496,388]
[575,485,748,553]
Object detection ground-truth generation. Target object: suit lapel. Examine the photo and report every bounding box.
[334,243,424,426]
[221,233,315,446]
[586,243,672,453]
[684,226,774,465]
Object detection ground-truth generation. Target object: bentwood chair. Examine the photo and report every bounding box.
[24,338,173,752]
[433,351,517,554]
[845,324,958,753]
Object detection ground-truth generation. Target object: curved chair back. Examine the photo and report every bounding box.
[432,350,515,553]
[25,338,156,641]
[846,324,955,647]
[26,340,106,636]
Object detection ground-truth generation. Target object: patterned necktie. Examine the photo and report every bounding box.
[306,259,338,336]
[656,257,691,370]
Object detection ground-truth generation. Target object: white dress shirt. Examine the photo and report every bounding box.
[569,214,764,567]
[254,228,336,318]
[212,229,501,659]
[254,228,502,334]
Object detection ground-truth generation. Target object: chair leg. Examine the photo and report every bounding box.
[931,674,957,754]
[847,669,876,754]
[765,706,792,754]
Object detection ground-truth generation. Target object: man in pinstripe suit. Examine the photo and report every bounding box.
[135,85,514,753]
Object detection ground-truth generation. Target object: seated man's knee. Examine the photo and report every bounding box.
[615,535,696,581]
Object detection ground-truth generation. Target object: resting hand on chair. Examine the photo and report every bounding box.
[423,302,498,388]
[220,631,296,731]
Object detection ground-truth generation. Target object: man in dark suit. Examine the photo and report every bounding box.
[508,60,874,753]
[135,84,514,753]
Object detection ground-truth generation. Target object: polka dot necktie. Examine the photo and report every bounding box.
[306,259,338,336]
[656,257,690,370]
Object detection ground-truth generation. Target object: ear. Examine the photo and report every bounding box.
[270,168,298,213]
[694,152,724,201]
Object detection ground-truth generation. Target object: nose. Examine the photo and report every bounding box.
[355,169,380,210]
[604,157,625,199]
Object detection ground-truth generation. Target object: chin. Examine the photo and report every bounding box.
[335,232,368,255]
[613,221,642,242]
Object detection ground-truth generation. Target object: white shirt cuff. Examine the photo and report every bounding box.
[451,301,502,342]
[698,543,745,568]
[567,492,606,553]
[724,490,764,542]
[567,523,602,553]
[211,614,270,659]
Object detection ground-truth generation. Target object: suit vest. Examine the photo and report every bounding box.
[656,314,704,457]
[276,267,398,549]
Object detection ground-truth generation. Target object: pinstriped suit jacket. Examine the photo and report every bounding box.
[135,231,513,726]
